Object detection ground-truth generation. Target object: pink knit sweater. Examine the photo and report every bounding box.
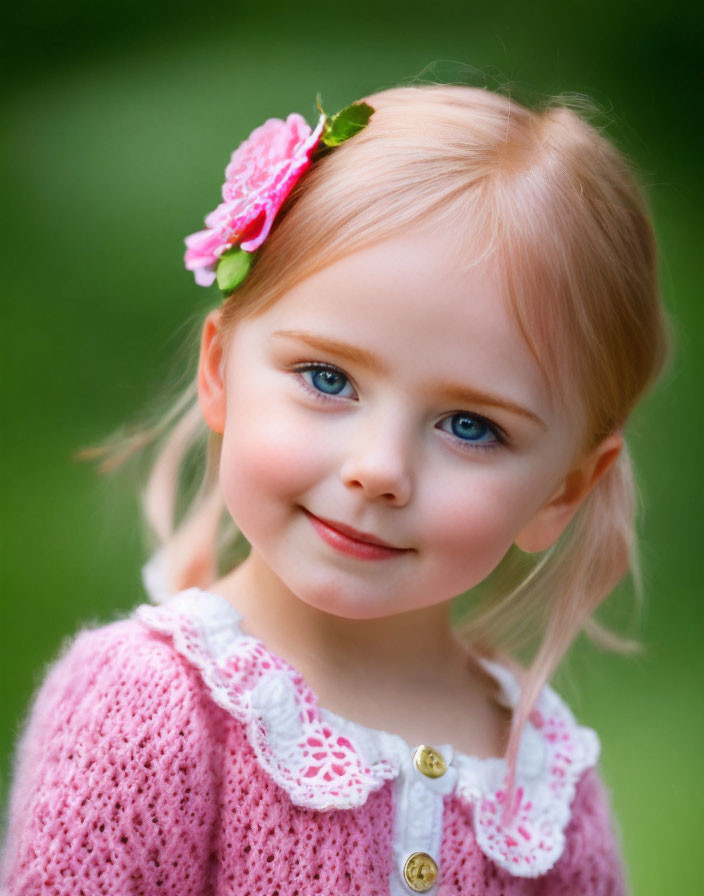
[1,588,628,895]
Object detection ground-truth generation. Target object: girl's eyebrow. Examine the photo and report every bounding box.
[273,329,389,374]
[273,329,546,428]
[436,384,547,429]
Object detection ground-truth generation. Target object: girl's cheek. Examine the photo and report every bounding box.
[428,473,540,554]
[439,500,513,555]
[219,413,326,502]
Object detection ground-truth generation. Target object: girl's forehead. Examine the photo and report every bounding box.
[270,228,496,325]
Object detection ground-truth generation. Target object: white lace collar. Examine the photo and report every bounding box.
[135,587,599,877]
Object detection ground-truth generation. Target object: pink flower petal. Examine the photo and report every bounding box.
[194,267,216,287]
[184,112,325,285]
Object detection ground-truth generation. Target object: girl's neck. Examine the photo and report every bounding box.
[212,550,462,679]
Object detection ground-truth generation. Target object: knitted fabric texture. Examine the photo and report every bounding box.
[1,600,628,895]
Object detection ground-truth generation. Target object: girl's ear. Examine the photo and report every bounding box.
[514,432,623,553]
[197,310,227,434]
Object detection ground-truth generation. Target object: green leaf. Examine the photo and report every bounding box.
[216,246,254,293]
[321,101,374,147]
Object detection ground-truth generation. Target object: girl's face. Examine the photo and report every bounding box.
[201,227,613,619]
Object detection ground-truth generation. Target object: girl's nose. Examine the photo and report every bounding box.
[340,417,413,507]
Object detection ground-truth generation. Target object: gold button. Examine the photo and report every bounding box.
[403,852,438,892]
[413,745,447,779]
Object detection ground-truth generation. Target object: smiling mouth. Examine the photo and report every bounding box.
[302,509,411,559]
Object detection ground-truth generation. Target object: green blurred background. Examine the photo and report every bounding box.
[1,1,702,891]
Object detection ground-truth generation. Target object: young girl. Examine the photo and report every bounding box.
[1,83,668,894]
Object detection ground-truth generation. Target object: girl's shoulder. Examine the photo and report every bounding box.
[1,603,227,893]
[5,606,224,797]
[26,608,210,716]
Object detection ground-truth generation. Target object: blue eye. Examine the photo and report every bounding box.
[439,413,501,446]
[299,364,356,398]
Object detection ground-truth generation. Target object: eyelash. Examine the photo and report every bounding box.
[437,414,506,453]
[290,362,507,451]
[291,362,359,402]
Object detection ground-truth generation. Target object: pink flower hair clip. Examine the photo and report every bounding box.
[184,96,374,294]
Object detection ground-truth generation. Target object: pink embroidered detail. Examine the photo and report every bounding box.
[458,661,600,876]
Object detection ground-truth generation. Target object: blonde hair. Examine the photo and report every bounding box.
[93,83,669,777]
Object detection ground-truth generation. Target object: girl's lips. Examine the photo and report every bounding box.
[303,509,410,560]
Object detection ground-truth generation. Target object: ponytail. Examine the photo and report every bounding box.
[457,443,641,801]
[141,385,225,598]
[80,373,230,602]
